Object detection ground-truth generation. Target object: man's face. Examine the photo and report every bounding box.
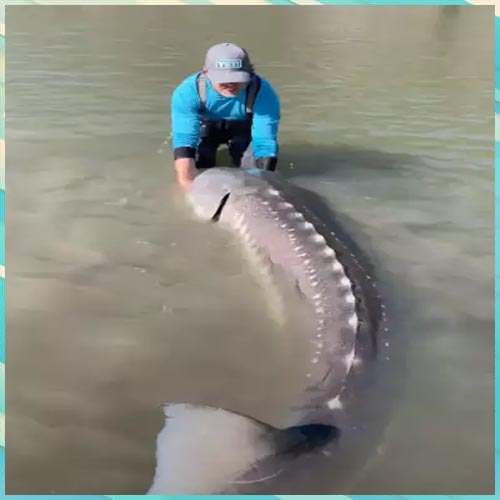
[212,81,246,97]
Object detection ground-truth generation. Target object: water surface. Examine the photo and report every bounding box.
[6,5,494,494]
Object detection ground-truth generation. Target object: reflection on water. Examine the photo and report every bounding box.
[6,5,494,494]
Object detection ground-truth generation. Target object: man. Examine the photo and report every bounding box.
[170,43,281,192]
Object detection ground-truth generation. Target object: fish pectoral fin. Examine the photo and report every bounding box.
[294,279,307,301]
[211,192,231,222]
[264,258,306,302]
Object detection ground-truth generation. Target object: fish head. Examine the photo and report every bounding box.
[187,167,263,222]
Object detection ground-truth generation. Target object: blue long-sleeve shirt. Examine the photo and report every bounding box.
[171,72,280,159]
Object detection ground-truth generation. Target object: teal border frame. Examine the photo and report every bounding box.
[0,1,496,498]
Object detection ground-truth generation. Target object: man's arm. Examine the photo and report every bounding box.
[171,77,201,190]
[251,78,281,171]
[174,157,196,192]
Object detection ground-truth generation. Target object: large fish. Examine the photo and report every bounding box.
[147,167,385,494]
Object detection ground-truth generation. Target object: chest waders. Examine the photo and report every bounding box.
[195,72,261,169]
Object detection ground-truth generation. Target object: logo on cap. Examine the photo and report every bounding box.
[215,59,243,70]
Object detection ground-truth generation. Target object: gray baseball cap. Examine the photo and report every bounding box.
[204,43,252,84]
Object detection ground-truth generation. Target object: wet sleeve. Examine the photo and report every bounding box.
[171,79,201,158]
[251,79,281,160]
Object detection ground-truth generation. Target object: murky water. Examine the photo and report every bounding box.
[6,5,494,495]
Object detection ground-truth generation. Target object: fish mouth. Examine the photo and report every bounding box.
[211,192,231,222]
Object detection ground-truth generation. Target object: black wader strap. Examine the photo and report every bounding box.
[245,75,261,115]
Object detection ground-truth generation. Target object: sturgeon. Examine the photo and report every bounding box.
[147,167,384,494]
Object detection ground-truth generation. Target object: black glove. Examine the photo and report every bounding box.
[255,157,278,171]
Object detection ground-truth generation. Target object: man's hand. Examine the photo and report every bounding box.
[174,157,196,193]
[255,157,278,171]
[178,176,193,193]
